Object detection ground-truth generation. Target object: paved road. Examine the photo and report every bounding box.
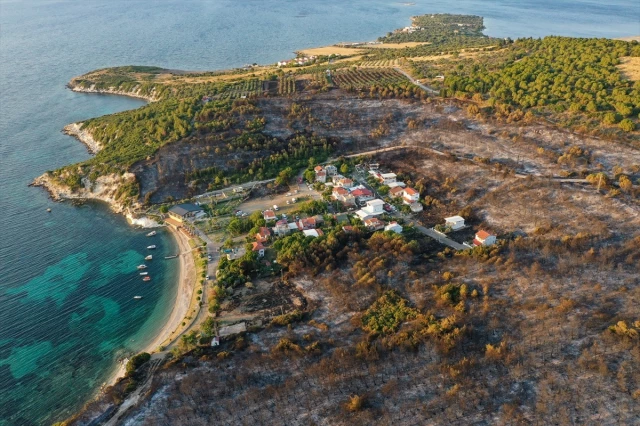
[394,67,439,94]
[414,224,467,251]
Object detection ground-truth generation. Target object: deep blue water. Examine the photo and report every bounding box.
[0,0,638,424]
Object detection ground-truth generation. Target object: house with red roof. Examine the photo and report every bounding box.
[363,217,385,231]
[351,188,374,203]
[332,186,355,205]
[263,209,277,222]
[251,242,265,257]
[402,187,420,205]
[256,227,271,243]
[315,170,327,183]
[389,186,404,198]
[297,217,317,230]
[473,230,496,246]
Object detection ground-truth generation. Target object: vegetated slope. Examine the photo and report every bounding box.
[132,92,430,203]
[46,15,640,207]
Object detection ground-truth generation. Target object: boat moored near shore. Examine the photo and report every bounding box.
[140,272,148,276]
[137,264,147,270]
[147,245,156,249]
[145,255,153,261]
[142,276,151,282]
[146,230,157,237]
[133,296,143,300]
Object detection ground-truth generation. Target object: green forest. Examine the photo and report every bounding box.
[438,37,640,130]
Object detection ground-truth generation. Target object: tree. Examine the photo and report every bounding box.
[159,205,169,213]
[378,185,390,195]
[339,163,349,174]
[304,169,316,183]
[619,118,635,132]
[275,167,294,185]
[125,352,150,377]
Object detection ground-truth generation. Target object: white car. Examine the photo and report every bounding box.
[273,205,279,211]
[282,214,287,219]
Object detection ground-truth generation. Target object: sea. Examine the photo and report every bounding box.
[0,0,638,424]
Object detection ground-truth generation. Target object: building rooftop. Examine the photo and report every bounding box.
[367,199,385,207]
[169,203,202,216]
[476,230,492,239]
[445,215,465,222]
[404,187,419,195]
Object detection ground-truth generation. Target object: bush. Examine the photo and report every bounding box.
[361,291,418,334]
[619,118,636,132]
[125,352,150,377]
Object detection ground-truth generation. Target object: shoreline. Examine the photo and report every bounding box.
[68,83,158,102]
[104,224,197,387]
[63,122,102,154]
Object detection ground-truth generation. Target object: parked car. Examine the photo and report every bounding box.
[383,204,392,212]
[273,205,279,211]
[286,192,292,196]
[282,213,287,219]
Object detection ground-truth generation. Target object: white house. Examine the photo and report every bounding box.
[444,215,465,231]
[385,222,403,234]
[473,230,496,246]
[252,242,265,257]
[387,181,406,188]
[355,199,385,219]
[402,187,420,205]
[325,165,338,176]
[274,219,289,236]
[303,229,324,238]
[364,199,385,214]
[315,170,327,183]
[337,177,354,189]
[379,173,397,185]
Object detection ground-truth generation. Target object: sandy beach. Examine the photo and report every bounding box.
[105,225,196,386]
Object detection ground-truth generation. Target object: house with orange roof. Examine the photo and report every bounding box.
[256,227,271,243]
[251,242,265,257]
[473,230,496,246]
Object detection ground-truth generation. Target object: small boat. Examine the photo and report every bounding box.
[145,255,153,261]
[146,230,157,237]
[164,254,178,259]
[137,264,147,270]
[143,276,151,282]
[133,296,143,300]
[46,208,51,213]
[147,245,156,250]
[140,272,148,276]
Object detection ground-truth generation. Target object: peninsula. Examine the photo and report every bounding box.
[45,14,640,426]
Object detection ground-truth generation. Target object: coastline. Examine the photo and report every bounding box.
[105,224,196,387]
[68,83,158,102]
[63,122,102,154]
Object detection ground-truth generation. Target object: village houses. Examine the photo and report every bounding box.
[332,187,355,205]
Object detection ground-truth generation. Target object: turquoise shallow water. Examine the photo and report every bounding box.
[0,0,638,424]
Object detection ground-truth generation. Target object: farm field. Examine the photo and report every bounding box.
[331,68,409,90]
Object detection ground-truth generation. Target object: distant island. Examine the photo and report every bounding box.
[46,14,640,426]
